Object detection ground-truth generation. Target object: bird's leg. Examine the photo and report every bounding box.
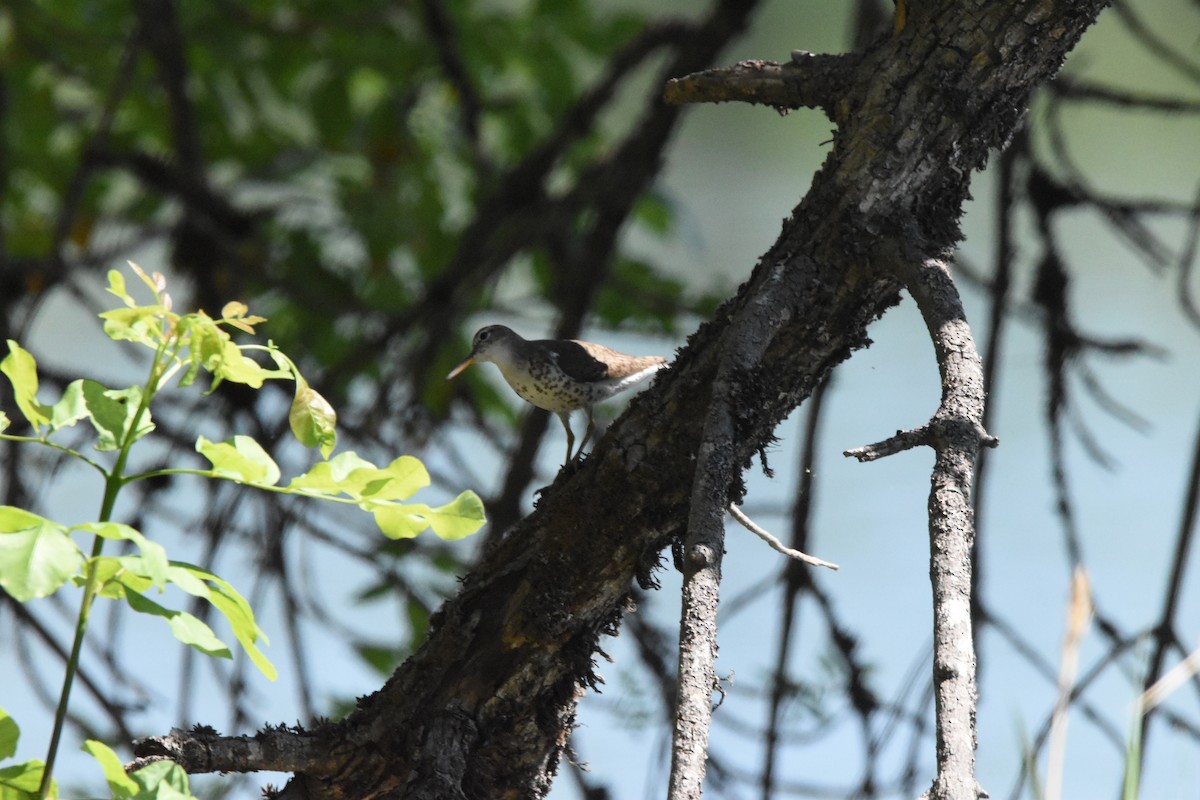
[557,412,576,464]
[575,408,596,459]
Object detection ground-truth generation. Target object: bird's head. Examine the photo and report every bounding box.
[446,325,519,379]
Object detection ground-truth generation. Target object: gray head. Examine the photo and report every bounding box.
[446,325,523,379]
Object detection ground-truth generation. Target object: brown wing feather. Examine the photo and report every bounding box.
[539,339,610,382]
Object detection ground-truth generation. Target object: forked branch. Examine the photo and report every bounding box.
[848,255,996,800]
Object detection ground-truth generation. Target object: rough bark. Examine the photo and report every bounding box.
[134,1,1110,797]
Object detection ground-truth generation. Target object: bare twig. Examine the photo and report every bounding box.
[727,504,838,570]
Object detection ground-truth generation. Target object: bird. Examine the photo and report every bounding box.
[446,325,667,464]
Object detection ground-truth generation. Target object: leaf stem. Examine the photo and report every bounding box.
[0,434,108,477]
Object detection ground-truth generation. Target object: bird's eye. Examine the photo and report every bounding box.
[478,330,490,342]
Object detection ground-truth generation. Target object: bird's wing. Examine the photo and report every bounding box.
[542,339,610,382]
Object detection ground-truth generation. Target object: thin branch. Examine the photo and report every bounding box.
[1139,396,1200,753]
[844,424,934,462]
[728,504,838,570]
[761,378,829,798]
[883,255,994,800]
[669,259,800,798]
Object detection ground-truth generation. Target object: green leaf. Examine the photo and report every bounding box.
[0,708,18,760]
[164,562,276,680]
[289,378,337,458]
[0,341,52,431]
[206,339,267,389]
[370,504,427,539]
[48,379,90,430]
[0,507,83,601]
[74,522,169,589]
[289,453,428,501]
[84,740,139,798]
[83,382,154,451]
[362,456,430,501]
[98,305,165,345]
[288,451,378,496]
[0,759,47,798]
[90,556,140,600]
[0,411,10,432]
[425,491,487,540]
[105,268,135,307]
[195,435,281,486]
[123,587,233,660]
[129,759,194,800]
[371,491,486,541]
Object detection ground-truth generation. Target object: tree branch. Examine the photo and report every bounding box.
[663,52,857,113]
[669,260,805,797]
[130,725,330,775]
[895,256,995,800]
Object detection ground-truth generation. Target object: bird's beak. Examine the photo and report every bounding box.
[446,357,475,380]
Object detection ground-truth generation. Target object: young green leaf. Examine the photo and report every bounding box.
[83,382,154,452]
[370,491,486,541]
[1,340,52,431]
[74,522,170,590]
[0,758,47,798]
[424,491,487,540]
[289,378,337,459]
[0,411,9,432]
[83,740,139,798]
[98,305,166,346]
[369,504,429,539]
[89,556,141,599]
[198,570,276,681]
[123,587,233,660]
[49,380,91,431]
[164,562,276,680]
[195,435,282,486]
[288,451,380,497]
[129,758,195,800]
[0,507,84,601]
[208,339,268,389]
[104,268,135,307]
[363,456,429,501]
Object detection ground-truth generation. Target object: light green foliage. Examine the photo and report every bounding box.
[0,709,52,800]
[86,740,193,800]
[1,342,52,431]
[0,508,84,602]
[290,376,338,459]
[0,265,485,797]
[196,435,282,486]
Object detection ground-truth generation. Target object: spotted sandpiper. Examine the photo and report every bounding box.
[446,325,667,464]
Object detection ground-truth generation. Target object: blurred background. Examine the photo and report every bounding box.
[1,0,1198,797]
